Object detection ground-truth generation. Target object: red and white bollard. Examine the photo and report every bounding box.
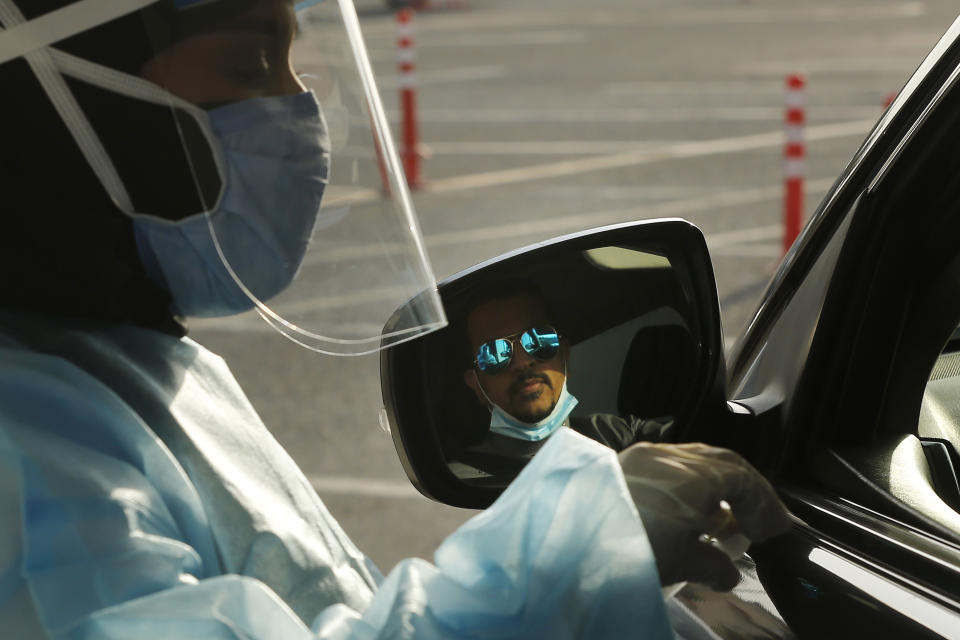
[783,74,806,254]
[396,8,424,190]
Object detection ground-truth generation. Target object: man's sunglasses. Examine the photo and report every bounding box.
[474,325,562,375]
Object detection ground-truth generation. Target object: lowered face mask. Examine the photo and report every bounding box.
[134,91,331,318]
[475,370,579,442]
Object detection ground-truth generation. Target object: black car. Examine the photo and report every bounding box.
[381,13,960,639]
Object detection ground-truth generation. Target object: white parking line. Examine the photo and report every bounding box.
[376,65,505,90]
[309,475,422,499]
[366,30,589,62]
[417,30,589,48]
[602,81,898,96]
[324,119,871,210]
[707,225,783,247]
[422,140,672,155]
[360,3,927,36]
[316,178,836,264]
[737,57,922,75]
[388,106,882,124]
[423,120,872,195]
[711,244,784,258]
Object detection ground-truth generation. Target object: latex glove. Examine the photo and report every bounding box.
[617,442,791,591]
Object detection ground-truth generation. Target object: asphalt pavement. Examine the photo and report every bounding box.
[191,0,960,572]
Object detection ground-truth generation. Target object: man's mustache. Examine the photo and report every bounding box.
[509,372,552,396]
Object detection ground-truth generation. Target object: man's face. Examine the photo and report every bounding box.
[140,0,304,105]
[463,294,568,424]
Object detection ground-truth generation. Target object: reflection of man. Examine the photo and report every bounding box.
[461,283,672,463]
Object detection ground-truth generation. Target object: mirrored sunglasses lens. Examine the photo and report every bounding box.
[521,326,560,360]
[477,338,513,374]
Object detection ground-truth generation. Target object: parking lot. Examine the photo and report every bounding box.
[191,0,960,572]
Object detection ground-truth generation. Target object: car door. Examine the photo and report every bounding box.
[723,15,960,639]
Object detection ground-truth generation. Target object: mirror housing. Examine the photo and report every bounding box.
[381,218,726,509]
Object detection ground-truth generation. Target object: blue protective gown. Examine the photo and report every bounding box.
[0,314,671,639]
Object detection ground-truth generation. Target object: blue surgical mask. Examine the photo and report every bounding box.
[133,91,330,318]
[488,378,579,442]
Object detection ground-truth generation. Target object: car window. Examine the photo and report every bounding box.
[732,16,960,384]
[729,194,858,408]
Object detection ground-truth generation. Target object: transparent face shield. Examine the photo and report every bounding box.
[0,0,445,355]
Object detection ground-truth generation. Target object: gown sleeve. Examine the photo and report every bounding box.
[0,348,670,640]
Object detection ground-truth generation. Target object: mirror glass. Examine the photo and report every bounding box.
[415,240,706,488]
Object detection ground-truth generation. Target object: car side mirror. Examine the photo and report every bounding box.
[381,218,726,509]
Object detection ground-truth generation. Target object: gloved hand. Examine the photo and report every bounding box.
[617,442,792,591]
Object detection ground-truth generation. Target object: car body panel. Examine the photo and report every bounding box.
[726,14,960,638]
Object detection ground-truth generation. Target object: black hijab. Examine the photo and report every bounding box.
[0,0,256,335]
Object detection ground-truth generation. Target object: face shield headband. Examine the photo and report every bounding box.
[0,0,447,355]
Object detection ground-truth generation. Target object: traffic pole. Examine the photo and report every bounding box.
[397,8,424,190]
[783,74,805,254]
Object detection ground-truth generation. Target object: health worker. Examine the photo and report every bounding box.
[0,1,792,638]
